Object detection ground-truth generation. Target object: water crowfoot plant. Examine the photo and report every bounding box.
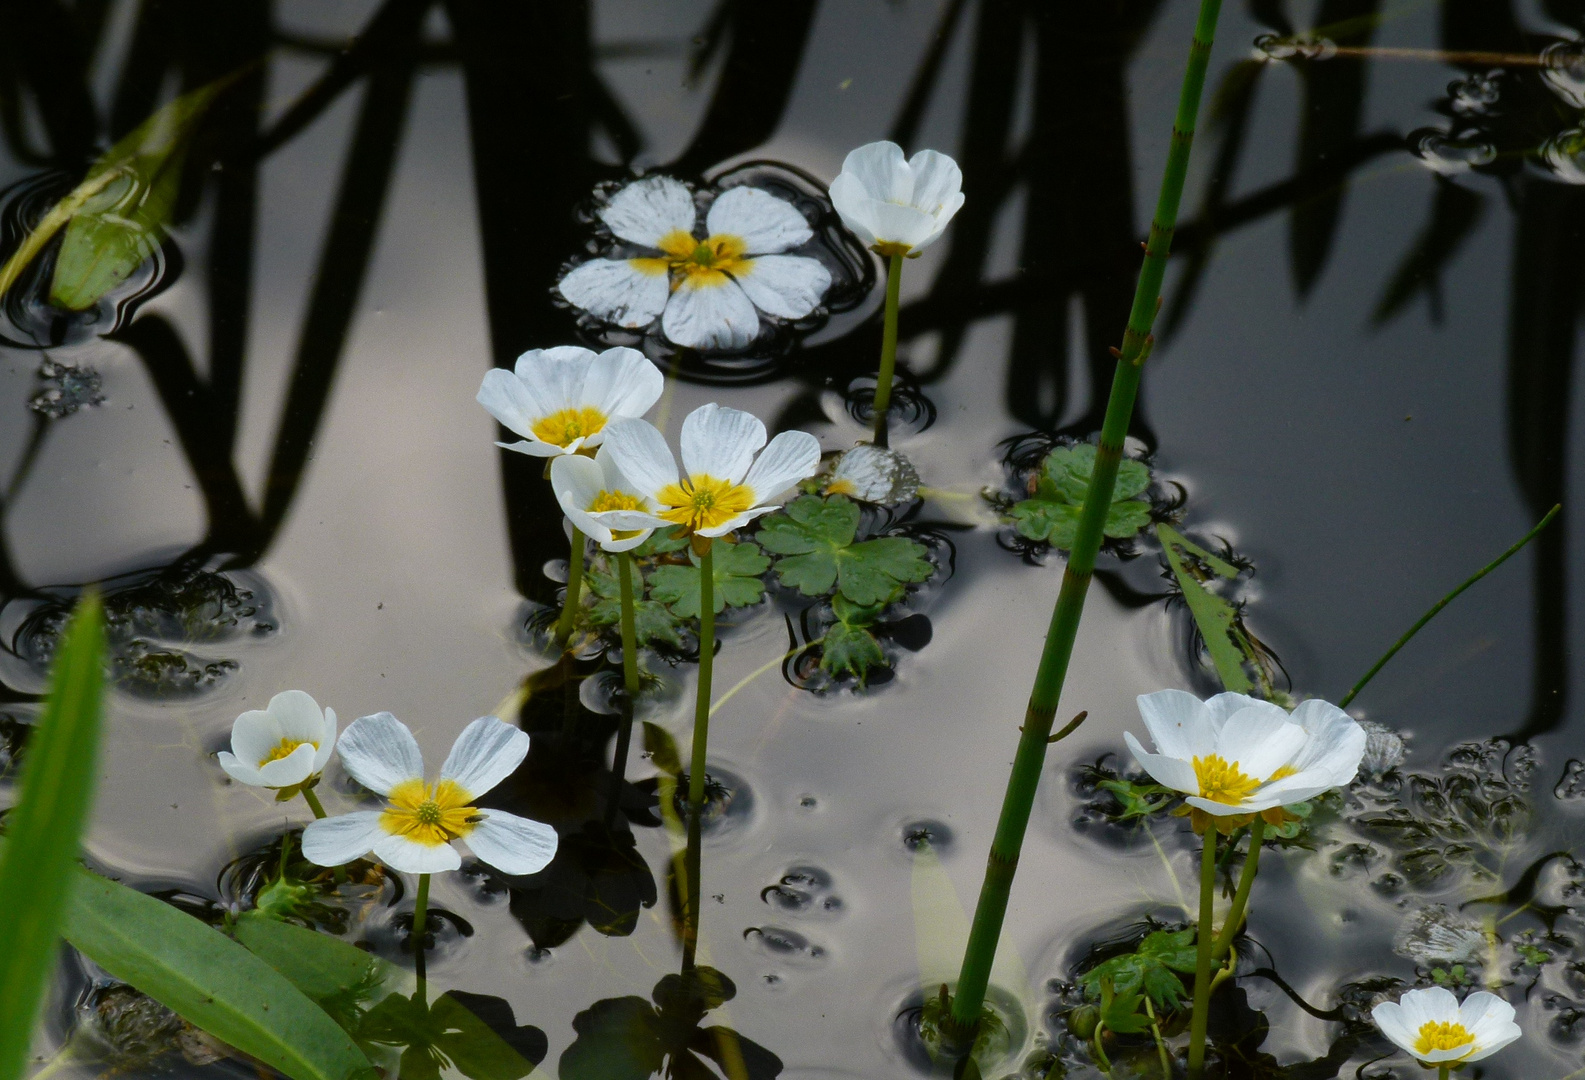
[944,0,1225,1046]
[217,691,338,817]
[829,142,963,443]
[1372,986,1521,1077]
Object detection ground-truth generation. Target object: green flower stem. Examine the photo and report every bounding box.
[299,786,327,820]
[870,252,904,445]
[682,540,716,970]
[1212,818,1265,962]
[1340,503,1560,707]
[1438,1066,1450,1080]
[1145,998,1171,1080]
[555,526,587,647]
[947,0,1225,1040]
[605,552,642,828]
[412,872,431,985]
[1187,830,1219,1079]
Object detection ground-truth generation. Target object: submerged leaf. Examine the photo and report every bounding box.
[821,621,886,683]
[584,566,686,648]
[357,990,541,1080]
[1081,930,1196,1015]
[758,495,932,606]
[1157,524,1254,694]
[649,540,769,618]
[1008,444,1152,548]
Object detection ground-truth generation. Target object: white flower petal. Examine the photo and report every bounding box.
[336,712,424,796]
[680,403,766,484]
[1462,1021,1522,1061]
[372,832,462,874]
[1288,698,1367,785]
[1185,795,1259,816]
[230,708,284,767]
[217,751,268,787]
[477,369,542,442]
[594,526,656,553]
[1136,690,1213,760]
[1460,991,1518,1051]
[695,507,775,538]
[1406,987,1460,1026]
[1247,767,1335,807]
[1123,732,1198,794]
[256,742,319,787]
[465,809,559,876]
[513,346,591,414]
[313,708,338,772]
[741,430,821,504]
[440,716,530,798]
[907,149,964,216]
[662,274,761,350]
[1202,692,1265,728]
[599,176,696,247]
[854,198,938,249]
[732,255,831,319]
[828,173,878,247]
[1371,1002,1417,1052]
[1215,707,1307,779]
[558,259,670,329]
[495,438,566,459]
[705,187,813,254]
[301,811,387,866]
[838,141,912,203]
[551,453,612,542]
[268,690,329,743]
[601,417,679,502]
[580,347,664,429]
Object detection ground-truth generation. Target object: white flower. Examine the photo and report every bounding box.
[217,690,337,789]
[829,141,964,257]
[600,403,820,538]
[824,444,920,505]
[301,713,557,876]
[1372,987,1521,1065]
[557,176,833,351]
[1124,690,1366,819]
[549,445,660,553]
[476,345,663,458]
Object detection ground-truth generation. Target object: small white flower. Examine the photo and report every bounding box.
[301,713,557,876]
[476,344,663,458]
[824,444,920,505]
[600,403,820,538]
[217,690,337,789]
[557,176,833,351]
[829,141,964,257]
[1124,690,1366,819]
[549,445,660,553]
[1372,987,1521,1066]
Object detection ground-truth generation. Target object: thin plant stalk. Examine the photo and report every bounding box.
[1438,1067,1450,1080]
[947,0,1225,1039]
[682,540,716,969]
[1144,998,1171,1080]
[299,787,328,819]
[605,551,642,828]
[555,526,587,646]
[870,253,904,445]
[1186,831,1219,1078]
[1212,818,1265,962]
[1340,503,1560,707]
[412,872,431,984]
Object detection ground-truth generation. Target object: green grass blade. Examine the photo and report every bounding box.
[64,871,375,1080]
[0,593,105,1080]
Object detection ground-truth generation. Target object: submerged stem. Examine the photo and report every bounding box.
[299,786,327,820]
[412,872,431,985]
[947,0,1225,1042]
[1145,998,1171,1080]
[1212,817,1265,962]
[555,526,587,647]
[606,551,643,827]
[870,253,904,445]
[682,540,716,969]
[1188,831,1219,1079]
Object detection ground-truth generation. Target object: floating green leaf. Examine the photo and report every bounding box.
[757,495,932,606]
[1080,930,1197,1014]
[584,565,685,648]
[0,594,104,1080]
[631,526,690,558]
[1156,523,1254,694]
[1008,444,1152,548]
[649,539,769,618]
[64,871,376,1080]
[1096,976,1152,1035]
[820,595,888,683]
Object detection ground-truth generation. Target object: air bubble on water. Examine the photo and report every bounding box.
[31,358,105,418]
[1540,128,1585,184]
[1252,33,1337,62]
[1542,42,1585,109]
[1409,129,1496,176]
[1449,70,1502,116]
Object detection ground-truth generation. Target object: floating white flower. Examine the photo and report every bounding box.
[217,690,337,789]
[557,176,833,351]
[824,444,920,505]
[1372,987,1521,1066]
[1124,690,1366,827]
[301,713,557,876]
[549,445,660,553]
[476,345,663,458]
[829,141,964,257]
[601,403,820,537]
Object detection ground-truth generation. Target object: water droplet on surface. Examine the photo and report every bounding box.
[31,358,105,418]
[1410,129,1497,176]
[1449,70,1503,116]
[1252,32,1337,62]
[1543,41,1585,109]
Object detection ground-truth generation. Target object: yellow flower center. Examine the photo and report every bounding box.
[588,489,642,513]
[531,406,607,447]
[380,778,479,847]
[259,738,316,767]
[651,229,751,290]
[1192,754,1261,805]
[655,474,756,534]
[1413,1020,1474,1056]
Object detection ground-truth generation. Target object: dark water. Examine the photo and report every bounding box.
[2,1,1584,1078]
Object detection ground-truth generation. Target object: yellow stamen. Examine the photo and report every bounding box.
[380,778,479,847]
[1268,763,1299,782]
[259,738,315,767]
[588,490,642,513]
[1413,1021,1474,1056]
[655,474,755,534]
[1192,754,1260,806]
[531,406,607,448]
[825,478,857,496]
[653,229,751,290]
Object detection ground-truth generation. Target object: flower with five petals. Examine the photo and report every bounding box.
[217,690,337,791]
[1372,987,1521,1067]
[476,345,663,458]
[301,713,557,876]
[549,445,661,553]
[600,403,821,538]
[829,141,965,257]
[557,177,833,351]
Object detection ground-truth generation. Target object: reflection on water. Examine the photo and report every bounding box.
[3,1,1585,1078]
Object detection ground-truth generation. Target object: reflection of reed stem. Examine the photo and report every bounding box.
[682,541,716,969]
[947,0,1225,1043]
[1322,46,1547,67]
[555,527,587,646]
[870,253,904,446]
[605,552,643,827]
[1187,832,1219,1078]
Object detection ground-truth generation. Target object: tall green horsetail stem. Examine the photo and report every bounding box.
[682,539,716,970]
[945,0,1225,1043]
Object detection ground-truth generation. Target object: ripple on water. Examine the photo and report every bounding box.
[761,865,844,918]
[1408,128,1497,176]
[1542,41,1585,109]
[1540,128,1585,184]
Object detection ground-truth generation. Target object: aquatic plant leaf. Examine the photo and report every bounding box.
[63,871,376,1080]
[0,595,103,1080]
[50,79,228,310]
[1008,445,1152,548]
[649,540,769,617]
[643,721,683,777]
[1096,779,1175,821]
[1156,524,1254,694]
[584,567,686,648]
[232,913,391,1031]
[357,990,539,1080]
[1096,976,1152,1035]
[821,620,886,682]
[1079,930,1195,1013]
[632,526,691,557]
[758,495,932,605]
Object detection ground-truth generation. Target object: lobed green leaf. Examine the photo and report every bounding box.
[649,540,768,618]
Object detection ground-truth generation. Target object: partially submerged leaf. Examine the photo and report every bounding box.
[357,990,540,1080]
[758,495,932,606]
[819,594,889,683]
[584,565,686,648]
[649,539,769,618]
[232,913,391,1032]
[1008,444,1152,549]
[1157,524,1254,693]
[1080,930,1197,1014]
